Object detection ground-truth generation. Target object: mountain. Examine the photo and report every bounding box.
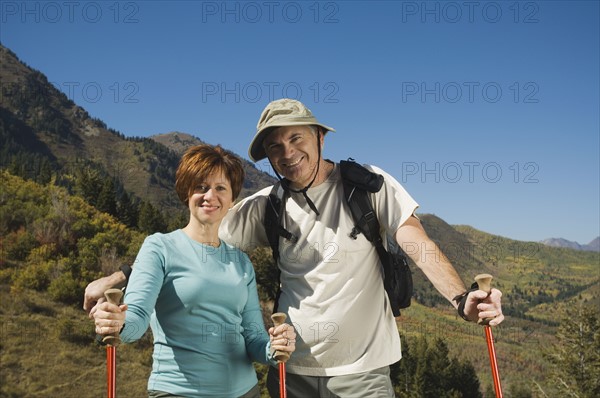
[541,237,600,252]
[0,44,275,218]
[151,131,276,196]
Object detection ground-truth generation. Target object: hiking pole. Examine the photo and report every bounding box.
[474,274,503,398]
[271,313,290,398]
[102,288,123,398]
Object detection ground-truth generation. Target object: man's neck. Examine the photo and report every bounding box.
[288,159,333,190]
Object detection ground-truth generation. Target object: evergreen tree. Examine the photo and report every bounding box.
[117,191,139,228]
[137,201,167,234]
[412,336,432,397]
[392,333,483,398]
[96,177,118,216]
[166,209,188,232]
[38,157,53,185]
[391,333,416,397]
[545,303,600,398]
[448,358,482,398]
[425,338,452,397]
[75,167,101,206]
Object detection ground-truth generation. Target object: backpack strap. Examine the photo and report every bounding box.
[340,159,385,245]
[340,159,398,312]
[263,182,297,311]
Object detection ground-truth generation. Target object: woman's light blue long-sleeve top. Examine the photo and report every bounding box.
[120,230,274,397]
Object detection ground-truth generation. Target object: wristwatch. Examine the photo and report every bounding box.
[452,282,479,321]
[119,264,132,284]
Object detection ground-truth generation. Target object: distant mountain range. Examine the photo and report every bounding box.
[541,237,600,252]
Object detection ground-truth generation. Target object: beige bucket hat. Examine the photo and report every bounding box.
[248,98,336,162]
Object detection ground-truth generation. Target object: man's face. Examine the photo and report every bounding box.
[263,125,323,189]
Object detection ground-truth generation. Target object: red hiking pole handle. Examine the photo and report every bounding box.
[271,313,290,398]
[103,288,123,398]
[474,274,503,398]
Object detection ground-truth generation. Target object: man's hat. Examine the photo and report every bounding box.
[248,98,336,162]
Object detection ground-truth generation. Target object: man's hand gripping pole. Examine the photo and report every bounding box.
[475,274,503,398]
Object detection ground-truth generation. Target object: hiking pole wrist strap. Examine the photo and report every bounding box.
[452,282,479,321]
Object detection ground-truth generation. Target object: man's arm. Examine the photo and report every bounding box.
[83,270,127,314]
[395,216,504,326]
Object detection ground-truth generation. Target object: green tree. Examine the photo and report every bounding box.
[391,333,416,397]
[249,246,279,302]
[166,209,188,232]
[391,334,482,398]
[75,167,101,206]
[544,302,600,398]
[96,177,117,216]
[37,156,53,185]
[448,358,481,398]
[1,171,144,305]
[117,190,139,228]
[137,201,167,234]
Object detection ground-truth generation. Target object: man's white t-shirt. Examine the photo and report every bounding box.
[219,162,419,376]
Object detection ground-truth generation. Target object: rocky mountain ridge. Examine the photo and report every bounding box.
[541,237,600,252]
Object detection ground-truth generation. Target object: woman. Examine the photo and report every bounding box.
[92,144,295,398]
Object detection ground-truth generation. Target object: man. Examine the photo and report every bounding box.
[85,99,504,398]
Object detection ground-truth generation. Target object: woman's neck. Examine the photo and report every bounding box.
[182,222,220,247]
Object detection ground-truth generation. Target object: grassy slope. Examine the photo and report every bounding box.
[1,287,561,397]
[0,287,151,397]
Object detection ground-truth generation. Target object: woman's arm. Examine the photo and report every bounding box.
[239,259,295,364]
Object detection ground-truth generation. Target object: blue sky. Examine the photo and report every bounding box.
[2,1,599,244]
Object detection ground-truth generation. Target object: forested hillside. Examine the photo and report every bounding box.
[0,44,275,234]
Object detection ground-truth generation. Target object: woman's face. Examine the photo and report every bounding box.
[187,168,233,227]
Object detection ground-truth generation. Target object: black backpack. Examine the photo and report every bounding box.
[264,159,413,316]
